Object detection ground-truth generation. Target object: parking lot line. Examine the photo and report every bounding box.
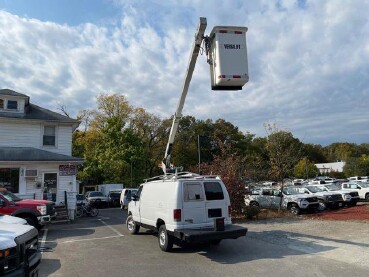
[98,218,124,237]
[61,235,124,244]
[40,229,48,253]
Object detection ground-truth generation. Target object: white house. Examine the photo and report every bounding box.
[0,89,83,205]
[315,161,346,174]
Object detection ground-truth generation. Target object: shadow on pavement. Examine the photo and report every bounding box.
[38,258,61,277]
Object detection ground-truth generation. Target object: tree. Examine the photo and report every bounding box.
[264,123,303,209]
[294,158,319,179]
[192,139,246,215]
[343,155,369,177]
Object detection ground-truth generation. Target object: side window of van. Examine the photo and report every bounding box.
[204,182,224,200]
[135,186,143,200]
[184,183,204,201]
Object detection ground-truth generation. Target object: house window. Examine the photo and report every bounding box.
[0,168,20,193]
[7,100,18,110]
[0,99,3,109]
[43,126,56,146]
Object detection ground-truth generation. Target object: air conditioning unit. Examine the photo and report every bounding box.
[25,169,38,178]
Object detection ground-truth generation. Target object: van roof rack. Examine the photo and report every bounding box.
[144,172,221,182]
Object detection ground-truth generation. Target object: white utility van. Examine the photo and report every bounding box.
[126,172,247,252]
[120,188,138,209]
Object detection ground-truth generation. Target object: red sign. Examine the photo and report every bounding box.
[59,165,76,176]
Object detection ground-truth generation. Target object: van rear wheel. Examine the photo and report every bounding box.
[158,225,173,252]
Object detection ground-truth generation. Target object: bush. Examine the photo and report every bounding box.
[243,206,261,219]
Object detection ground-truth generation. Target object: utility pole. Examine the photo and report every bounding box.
[198,135,201,174]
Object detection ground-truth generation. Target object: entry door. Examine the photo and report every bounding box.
[44,173,58,202]
[182,182,206,227]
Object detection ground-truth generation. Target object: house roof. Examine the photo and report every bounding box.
[0,89,80,127]
[0,103,80,124]
[0,89,29,98]
[0,147,84,163]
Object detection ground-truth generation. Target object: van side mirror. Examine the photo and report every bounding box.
[131,195,138,201]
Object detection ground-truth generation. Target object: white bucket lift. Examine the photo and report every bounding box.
[208,26,249,90]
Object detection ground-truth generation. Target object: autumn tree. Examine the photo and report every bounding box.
[193,138,246,215]
[294,158,319,179]
[264,124,303,209]
[343,155,369,176]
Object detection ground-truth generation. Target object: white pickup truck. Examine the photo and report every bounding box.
[341,182,369,201]
[310,184,360,206]
[245,187,319,215]
[0,221,41,276]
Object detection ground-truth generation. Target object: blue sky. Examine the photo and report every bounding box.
[0,0,368,146]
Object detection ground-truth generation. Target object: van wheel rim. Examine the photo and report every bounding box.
[127,219,134,231]
[159,231,166,246]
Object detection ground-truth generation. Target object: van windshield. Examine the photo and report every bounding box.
[204,182,224,200]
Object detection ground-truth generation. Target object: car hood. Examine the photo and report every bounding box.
[0,223,36,249]
[88,196,108,201]
[0,214,27,225]
[18,199,53,206]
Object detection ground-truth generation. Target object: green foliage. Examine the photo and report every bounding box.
[243,206,260,219]
[343,155,369,176]
[264,124,303,181]
[294,158,319,178]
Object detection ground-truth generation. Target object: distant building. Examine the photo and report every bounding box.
[315,161,346,174]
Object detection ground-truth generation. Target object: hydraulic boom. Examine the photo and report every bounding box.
[162,17,207,174]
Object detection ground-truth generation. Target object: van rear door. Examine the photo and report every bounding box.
[203,181,228,224]
[182,182,206,228]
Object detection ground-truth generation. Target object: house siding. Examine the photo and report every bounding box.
[0,121,72,155]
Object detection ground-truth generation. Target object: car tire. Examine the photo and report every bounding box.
[210,239,222,245]
[289,204,300,215]
[250,201,259,207]
[90,208,99,217]
[22,216,40,229]
[158,225,173,252]
[126,215,140,234]
[318,200,327,211]
[365,193,369,202]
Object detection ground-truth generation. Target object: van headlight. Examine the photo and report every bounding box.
[37,205,47,215]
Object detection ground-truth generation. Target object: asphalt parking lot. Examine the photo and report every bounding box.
[38,208,369,277]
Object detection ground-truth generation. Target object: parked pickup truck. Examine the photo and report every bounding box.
[311,184,360,206]
[341,182,369,201]
[0,188,56,229]
[0,223,41,276]
[299,186,344,211]
[245,187,319,215]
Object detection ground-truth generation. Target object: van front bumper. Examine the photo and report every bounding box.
[173,224,248,243]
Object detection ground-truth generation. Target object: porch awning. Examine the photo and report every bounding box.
[0,147,84,163]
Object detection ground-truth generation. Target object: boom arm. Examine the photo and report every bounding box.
[162,17,207,174]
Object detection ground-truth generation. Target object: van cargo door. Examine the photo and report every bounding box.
[182,182,206,228]
[203,181,227,224]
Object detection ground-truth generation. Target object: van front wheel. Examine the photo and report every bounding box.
[158,225,173,252]
[126,215,140,234]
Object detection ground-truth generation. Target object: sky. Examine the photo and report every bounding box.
[0,0,368,146]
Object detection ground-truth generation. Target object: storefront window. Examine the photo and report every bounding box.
[0,168,20,193]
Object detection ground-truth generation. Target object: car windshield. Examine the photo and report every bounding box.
[109,192,120,198]
[0,190,22,202]
[306,186,323,193]
[283,187,301,195]
[89,192,104,197]
[76,195,85,200]
[360,183,369,188]
[325,184,340,191]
